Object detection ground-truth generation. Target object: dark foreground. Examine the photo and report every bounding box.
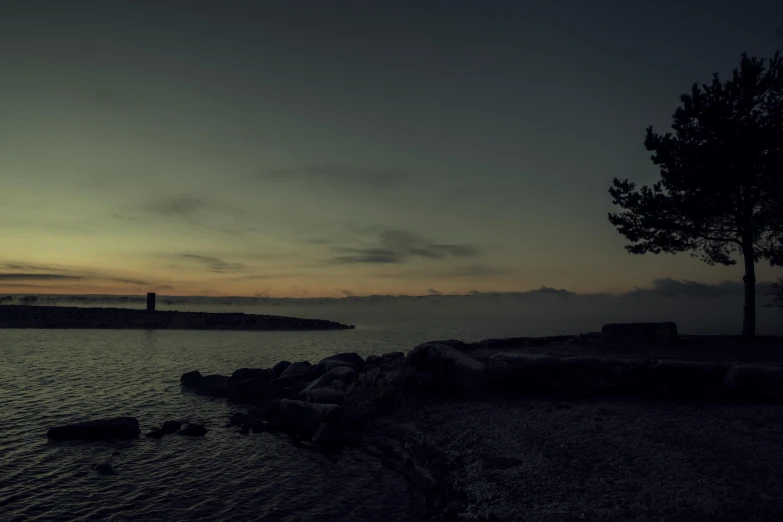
[0,304,354,331]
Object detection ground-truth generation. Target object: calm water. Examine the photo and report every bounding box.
[0,314,565,522]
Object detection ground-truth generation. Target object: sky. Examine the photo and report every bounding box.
[0,0,782,298]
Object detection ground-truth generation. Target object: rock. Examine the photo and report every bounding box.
[230,412,247,425]
[723,365,783,398]
[416,343,488,392]
[487,353,560,390]
[180,370,204,389]
[272,360,292,378]
[161,420,183,433]
[301,366,358,396]
[381,351,405,363]
[312,422,342,446]
[195,375,231,398]
[179,423,208,436]
[279,361,312,380]
[227,374,271,403]
[340,429,363,446]
[646,360,730,397]
[365,354,381,367]
[331,379,346,390]
[145,428,165,439]
[314,353,365,376]
[599,322,679,351]
[486,457,523,470]
[307,387,345,404]
[94,462,117,475]
[553,357,648,394]
[230,368,272,382]
[276,399,343,432]
[47,417,141,440]
[382,370,406,387]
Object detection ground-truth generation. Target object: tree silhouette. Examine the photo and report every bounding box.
[608,52,783,338]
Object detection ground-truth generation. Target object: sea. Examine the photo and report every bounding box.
[2,297,782,521]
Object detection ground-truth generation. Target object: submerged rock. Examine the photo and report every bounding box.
[47,417,141,440]
[180,370,203,389]
[145,428,165,439]
[179,423,207,436]
[94,462,117,475]
[161,420,183,433]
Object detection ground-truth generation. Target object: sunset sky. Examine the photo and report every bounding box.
[1,1,782,298]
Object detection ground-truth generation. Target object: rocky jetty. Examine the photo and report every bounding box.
[0,304,354,331]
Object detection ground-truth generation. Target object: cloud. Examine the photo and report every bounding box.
[178,254,249,274]
[427,288,443,295]
[145,196,206,217]
[262,164,410,189]
[337,288,355,297]
[327,228,479,265]
[378,264,514,279]
[1,262,63,272]
[625,278,744,299]
[0,273,83,281]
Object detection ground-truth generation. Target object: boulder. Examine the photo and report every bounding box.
[161,420,182,433]
[312,422,343,446]
[723,365,783,398]
[307,387,345,405]
[419,343,487,392]
[279,361,312,380]
[365,354,381,367]
[94,462,117,475]
[180,370,203,389]
[47,417,141,440]
[552,357,648,394]
[179,423,207,436]
[301,366,358,395]
[313,353,365,376]
[275,399,343,432]
[227,374,272,403]
[195,375,231,398]
[599,322,678,352]
[272,360,292,378]
[646,360,730,397]
[487,353,560,390]
[230,368,272,382]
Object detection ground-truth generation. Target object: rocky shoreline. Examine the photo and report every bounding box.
[45,323,783,520]
[0,304,354,330]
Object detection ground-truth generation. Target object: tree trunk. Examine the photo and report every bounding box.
[742,246,756,339]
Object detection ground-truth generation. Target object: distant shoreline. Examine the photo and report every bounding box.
[0,304,354,331]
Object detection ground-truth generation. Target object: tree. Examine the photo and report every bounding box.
[608,51,783,338]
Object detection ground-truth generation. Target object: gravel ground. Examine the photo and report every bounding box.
[377,393,783,522]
